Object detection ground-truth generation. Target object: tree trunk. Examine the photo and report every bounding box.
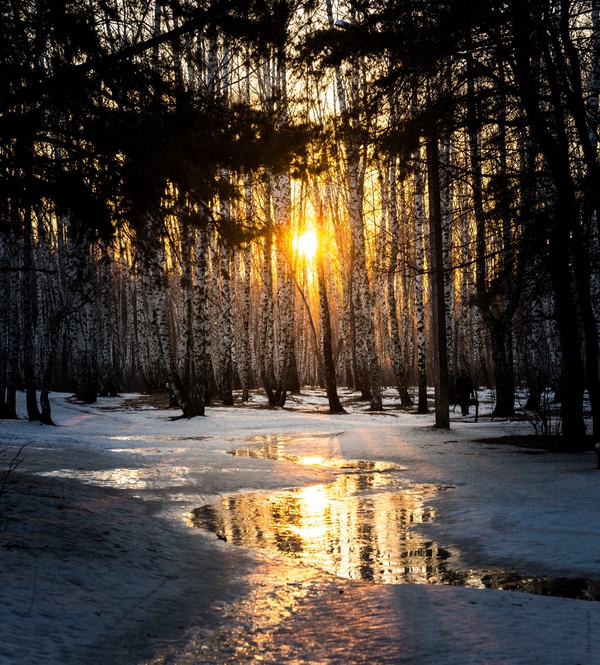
[259,211,277,407]
[487,320,516,416]
[22,209,41,421]
[413,143,429,414]
[191,223,208,416]
[148,219,201,418]
[218,234,234,405]
[272,47,297,407]
[386,157,413,406]
[439,127,456,406]
[0,229,10,418]
[468,51,517,417]
[317,229,346,414]
[524,294,544,412]
[241,172,254,401]
[427,129,450,428]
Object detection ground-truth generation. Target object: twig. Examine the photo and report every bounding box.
[0,443,28,501]
[25,568,37,617]
[3,541,51,551]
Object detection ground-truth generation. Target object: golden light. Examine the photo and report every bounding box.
[297,455,327,466]
[293,227,318,259]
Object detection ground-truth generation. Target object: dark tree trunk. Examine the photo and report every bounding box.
[548,236,587,445]
[39,389,55,426]
[98,379,119,398]
[417,378,429,414]
[77,360,99,404]
[505,0,588,445]
[287,346,301,394]
[524,378,542,411]
[26,387,41,421]
[487,322,515,417]
[427,128,450,428]
[22,213,40,422]
[571,229,600,439]
[317,234,346,415]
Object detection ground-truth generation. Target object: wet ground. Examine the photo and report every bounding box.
[191,439,600,602]
[4,392,599,664]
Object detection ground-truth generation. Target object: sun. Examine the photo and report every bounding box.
[293,227,318,259]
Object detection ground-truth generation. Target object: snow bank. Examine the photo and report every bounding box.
[0,390,598,664]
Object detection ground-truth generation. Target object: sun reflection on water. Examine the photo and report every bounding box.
[228,444,404,474]
[39,465,202,489]
[191,462,449,585]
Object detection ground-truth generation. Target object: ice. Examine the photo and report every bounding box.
[0,389,598,664]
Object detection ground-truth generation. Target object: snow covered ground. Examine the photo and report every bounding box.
[0,389,599,664]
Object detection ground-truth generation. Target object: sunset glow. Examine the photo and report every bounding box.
[293,227,318,259]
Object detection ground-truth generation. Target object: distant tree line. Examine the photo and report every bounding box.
[1,0,599,447]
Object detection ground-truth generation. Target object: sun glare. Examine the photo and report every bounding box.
[294,227,318,259]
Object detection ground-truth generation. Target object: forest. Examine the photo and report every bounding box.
[1,0,600,448]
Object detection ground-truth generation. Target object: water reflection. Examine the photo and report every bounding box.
[192,446,600,601]
[191,467,449,585]
[108,435,209,441]
[40,465,207,489]
[229,443,404,474]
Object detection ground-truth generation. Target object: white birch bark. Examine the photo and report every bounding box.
[21,209,41,420]
[472,307,485,387]
[326,179,354,388]
[218,230,234,404]
[135,271,152,389]
[62,217,97,403]
[138,212,199,416]
[206,227,220,401]
[241,172,254,400]
[177,216,194,394]
[37,210,64,405]
[386,156,412,405]
[413,142,429,413]
[456,175,473,375]
[152,0,161,72]
[326,0,381,409]
[0,229,9,416]
[272,160,294,405]
[207,7,218,97]
[116,229,135,388]
[399,184,415,383]
[192,223,209,414]
[5,227,20,417]
[259,182,277,405]
[439,129,455,389]
[96,242,119,396]
[209,32,234,405]
[590,0,600,149]
[149,227,196,416]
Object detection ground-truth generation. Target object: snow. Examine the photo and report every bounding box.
[0,389,599,664]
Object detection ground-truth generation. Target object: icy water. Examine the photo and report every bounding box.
[191,439,600,602]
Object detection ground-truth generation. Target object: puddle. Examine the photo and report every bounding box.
[191,475,448,585]
[191,445,600,601]
[39,465,209,489]
[229,446,404,474]
[108,447,190,454]
[108,435,209,442]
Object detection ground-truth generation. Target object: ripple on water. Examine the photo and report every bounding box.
[190,445,600,601]
[193,446,449,586]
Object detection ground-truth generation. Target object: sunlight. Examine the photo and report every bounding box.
[298,483,330,514]
[297,455,327,466]
[293,227,318,259]
[191,472,449,585]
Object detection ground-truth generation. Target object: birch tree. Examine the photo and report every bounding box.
[385,156,413,406]
[325,0,382,409]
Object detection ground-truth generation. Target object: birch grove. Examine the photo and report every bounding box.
[2,0,600,447]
